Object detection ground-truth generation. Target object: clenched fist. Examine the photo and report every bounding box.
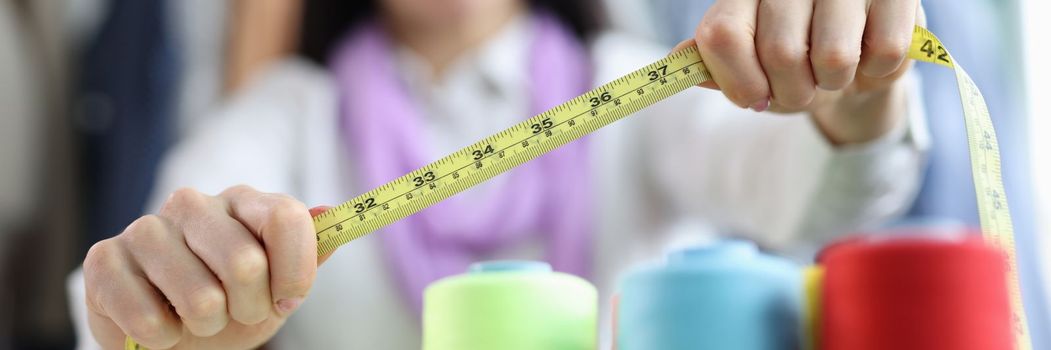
[675,0,926,145]
[83,186,330,349]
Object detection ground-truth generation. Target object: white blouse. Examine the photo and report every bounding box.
[69,17,929,350]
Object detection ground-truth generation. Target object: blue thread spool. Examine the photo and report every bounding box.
[616,240,802,350]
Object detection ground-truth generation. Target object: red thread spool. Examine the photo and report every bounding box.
[819,232,1013,350]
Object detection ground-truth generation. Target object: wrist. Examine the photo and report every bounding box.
[809,79,908,146]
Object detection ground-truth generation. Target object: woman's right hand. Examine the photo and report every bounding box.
[83,185,328,349]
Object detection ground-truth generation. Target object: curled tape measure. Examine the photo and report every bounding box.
[127,26,1030,349]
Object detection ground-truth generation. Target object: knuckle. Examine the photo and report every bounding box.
[813,44,861,72]
[127,312,177,348]
[84,239,121,276]
[696,17,745,51]
[183,286,227,321]
[267,194,308,218]
[122,215,169,245]
[726,81,768,106]
[221,184,257,197]
[265,196,310,230]
[125,215,167,236]
[83,240,124,311]
[229,245,269,286]
[161,187,210,215]
[866,36,910,63]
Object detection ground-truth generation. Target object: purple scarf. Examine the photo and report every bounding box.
[331,13,593,311]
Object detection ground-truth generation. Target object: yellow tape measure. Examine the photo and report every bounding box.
[127,26,1030,349]
[907,28,1032,350]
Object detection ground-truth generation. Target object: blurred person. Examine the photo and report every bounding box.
[71,0,930,348]
[2,0,81,349]
[0,1,41,346]
[0,0,45,250]
[75,0,180,251]
[75,0,248,250]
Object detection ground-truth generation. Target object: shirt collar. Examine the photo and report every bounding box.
[394,13,530,99]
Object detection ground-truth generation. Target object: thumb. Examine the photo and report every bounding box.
[670,38,721,91]
[308,205,332,217]
[308,206,339,265]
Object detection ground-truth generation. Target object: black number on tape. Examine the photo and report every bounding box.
[648,65,668,81]
[531,118,554,134]
[472,144,495,160]
[413,171,435,187]
[921,39,950,63]
[589,92,612,107]
[353,198,376,213]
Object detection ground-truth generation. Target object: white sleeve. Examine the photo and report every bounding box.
[592,33,929,248]
[67,269,102,350]
[641,73,929,248]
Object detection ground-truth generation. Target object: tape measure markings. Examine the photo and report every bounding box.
[956,57,1030,344]
[312,48,707,255]
[314,60,704,236]
[315,70,705,253]
[911,26,1030,350]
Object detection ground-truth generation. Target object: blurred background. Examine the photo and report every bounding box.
[0,0,1047,349]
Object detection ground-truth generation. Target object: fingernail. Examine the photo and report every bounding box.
[308,206,331,217]
[276,298,302,315]
[750,99,770,112]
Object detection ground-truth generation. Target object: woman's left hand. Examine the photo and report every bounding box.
[674,0,926,145]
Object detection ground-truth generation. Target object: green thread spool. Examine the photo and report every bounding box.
[422,261,597,350]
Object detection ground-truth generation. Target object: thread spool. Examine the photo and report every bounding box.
[422,260,597,350]
[802,266,824,350]
[819,232,1013,350]
[616,240,802,350]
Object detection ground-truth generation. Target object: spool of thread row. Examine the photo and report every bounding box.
[422,261,597,350]
[818,232,1014,350]
[616,240,803,350]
